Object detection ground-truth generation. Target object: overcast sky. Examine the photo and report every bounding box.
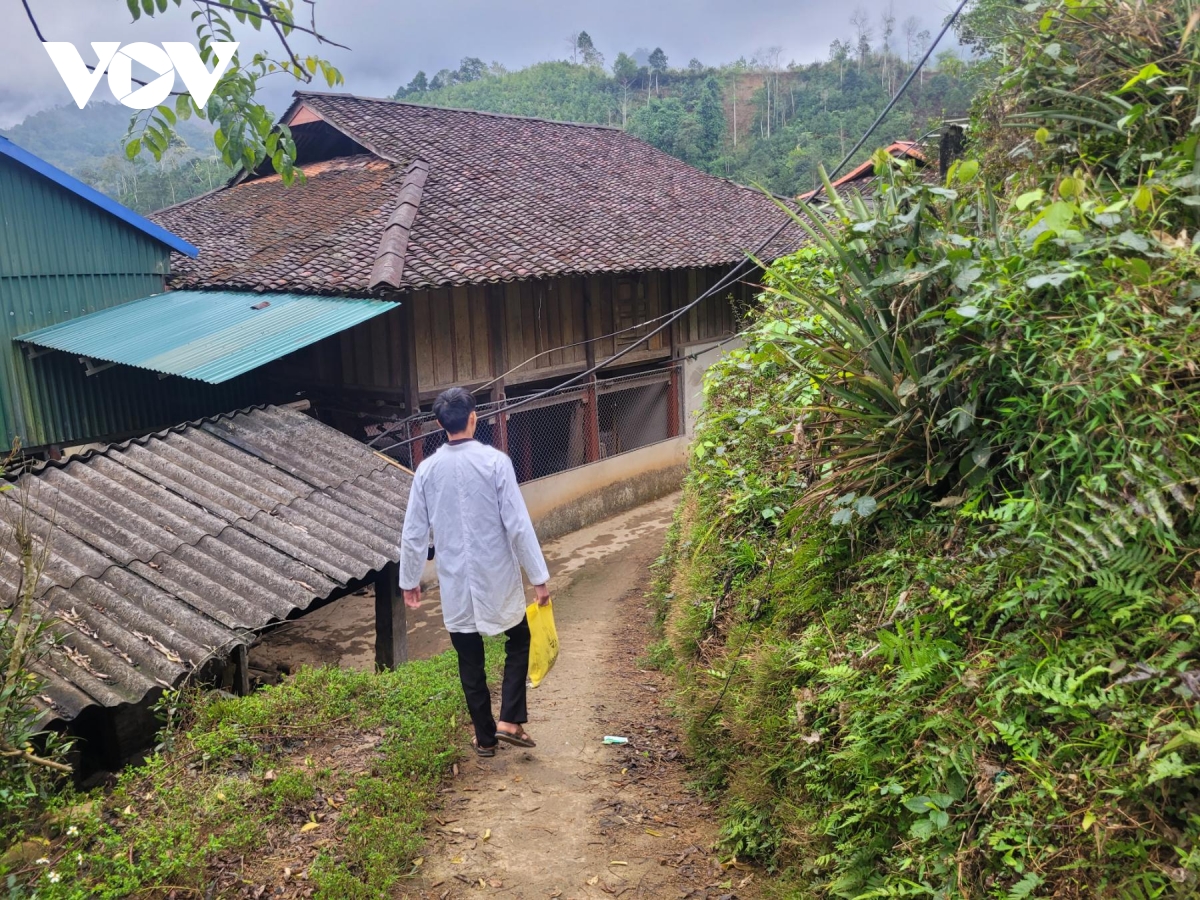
[2,0,953,128]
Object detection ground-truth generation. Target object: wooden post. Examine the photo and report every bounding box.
[410,421,425,467]
[374,561,407,670]
[231,642,250,696]
[667,364,682,438]
[666,272,680,360]
[582,278,597,371]
[489,379,508,454]
[402,300,421,417]
[584,375,600,463]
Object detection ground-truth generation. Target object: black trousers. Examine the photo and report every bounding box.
[449,615,530,747]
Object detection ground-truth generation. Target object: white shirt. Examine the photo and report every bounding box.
[398,439,550,636]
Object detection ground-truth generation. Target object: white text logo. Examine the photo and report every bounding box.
[41,42,239,110]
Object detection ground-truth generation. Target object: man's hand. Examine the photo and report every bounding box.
[534,583,551,607]
[403,586,422,609]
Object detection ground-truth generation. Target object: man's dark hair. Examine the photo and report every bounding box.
[433,386,477,433]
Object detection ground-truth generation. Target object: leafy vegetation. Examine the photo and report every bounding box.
[656,0,1200,896]
[396,16,980,195]
[1,653,488,898]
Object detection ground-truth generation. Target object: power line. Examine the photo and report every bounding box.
[373,2,969,456]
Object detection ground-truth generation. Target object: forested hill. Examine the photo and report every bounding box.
[394,39,981,196]
[0,102,229,215]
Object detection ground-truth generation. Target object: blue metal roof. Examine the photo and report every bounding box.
[16,290,396,384]
[0,136,198,258]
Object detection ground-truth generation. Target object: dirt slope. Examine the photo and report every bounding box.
[405,495,757,900]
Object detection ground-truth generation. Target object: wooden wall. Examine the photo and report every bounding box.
[271,266,749,413]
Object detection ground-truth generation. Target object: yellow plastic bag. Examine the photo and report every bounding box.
[526,600,559,688]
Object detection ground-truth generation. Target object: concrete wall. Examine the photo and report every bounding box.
[682,338,744,437]
[520,436,688,542]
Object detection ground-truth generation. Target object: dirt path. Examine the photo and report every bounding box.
[404,495,757,900]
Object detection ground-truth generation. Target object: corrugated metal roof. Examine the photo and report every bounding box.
[1,404,411,724]
[0,136,198,258]
[15,290,396,384]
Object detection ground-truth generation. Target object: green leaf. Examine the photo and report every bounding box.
[956,159,980,184]
[1115,230,1149,252]
[909,818,934,840]
[1026,271,1076,290]
[1040,200,1076,233]
[127,0,141,19]
[1119,62,1167,92]
[853,496,877,517]
[903,796,933,813]
[124,138,141,160]
[1015,189,1044,211]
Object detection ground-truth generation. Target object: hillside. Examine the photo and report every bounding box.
[396,47,979,195]
[0,102,231,214]
[656,0,1200,895]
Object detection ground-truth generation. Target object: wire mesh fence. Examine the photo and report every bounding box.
[365,363,683,483]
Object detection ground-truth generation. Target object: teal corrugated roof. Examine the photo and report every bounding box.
[15,290,395,384]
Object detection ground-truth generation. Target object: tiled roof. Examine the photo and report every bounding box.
[154,92,807,295]
[798,141,931,203]
[8,405,411,725]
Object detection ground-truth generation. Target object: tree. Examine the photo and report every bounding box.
[916,29,932,83]
[18,0,344,185]
[458,57,487,83]
[879,3,896,93]
[902,15,922,64]
[566,31,581,64]
[400,71,428,97]
[688,58,706,74]
[648,47,668,94]
[829,39,851,86]
[696,76,726,164]
[613,52,639,127]
[577,32,604,69]
[850,7,874,72]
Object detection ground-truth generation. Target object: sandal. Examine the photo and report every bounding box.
[472,737,497,757]
[494,727,536,748]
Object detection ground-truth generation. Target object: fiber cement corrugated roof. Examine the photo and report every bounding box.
[15,290,395,383]
[2,404,411,724]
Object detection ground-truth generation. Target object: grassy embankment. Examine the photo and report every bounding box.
[653,1,1200,896]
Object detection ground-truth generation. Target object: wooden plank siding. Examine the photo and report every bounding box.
[268,266,750,412]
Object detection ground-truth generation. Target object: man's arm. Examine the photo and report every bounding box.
[398,468,431,608]
[496,456,551,603]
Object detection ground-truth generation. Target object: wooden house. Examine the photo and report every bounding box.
[152,94,801,441]
[21,92,804,479]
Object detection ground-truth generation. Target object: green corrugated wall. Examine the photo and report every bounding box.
[0,155,263,450]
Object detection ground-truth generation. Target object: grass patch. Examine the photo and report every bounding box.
[1,646,495,899]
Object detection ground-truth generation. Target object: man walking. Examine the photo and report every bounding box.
[399,387,551,757]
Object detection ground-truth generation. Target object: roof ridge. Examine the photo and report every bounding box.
[295,90,625,132]
[368,158,429,291]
